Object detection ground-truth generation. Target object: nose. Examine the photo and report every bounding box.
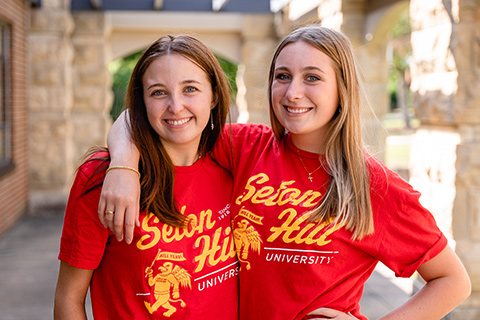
[167,94,185,114]
[285,79,303,101]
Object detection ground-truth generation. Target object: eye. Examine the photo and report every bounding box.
[152,89,166,96]
[275,73,290,81]
[306,75,321,82]
[185,86,198,93]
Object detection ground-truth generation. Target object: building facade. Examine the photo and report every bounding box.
[0,0,30,235]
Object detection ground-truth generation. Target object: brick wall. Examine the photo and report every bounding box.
[0,0,29,236]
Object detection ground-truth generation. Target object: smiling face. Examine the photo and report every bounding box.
[271,41,339,153]
[142,54,214,157]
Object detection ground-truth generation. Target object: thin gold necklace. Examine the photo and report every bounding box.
[297,156,322,182]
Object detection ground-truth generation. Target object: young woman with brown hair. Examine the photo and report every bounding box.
[54,34,238,320]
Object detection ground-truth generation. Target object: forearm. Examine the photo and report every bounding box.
[54,261,92,320]
[379,246,471,320]
[379,275,470,319]
[107,111,140,168]
[53,298,88,320]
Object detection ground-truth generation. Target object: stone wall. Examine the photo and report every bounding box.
[237,14,277,124]
[28,0,75,210]
[409,0,480,318]
[71,12,112,163]
[28,2,112,212]
[451,0,480,318]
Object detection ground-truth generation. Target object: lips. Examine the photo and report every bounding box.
[285,106,312,114]
[164,117,192,125]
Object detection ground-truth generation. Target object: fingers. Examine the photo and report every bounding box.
[124,205,139,244]
[98,196,107,228]
[97,167,141,243]
[306,308,358,320]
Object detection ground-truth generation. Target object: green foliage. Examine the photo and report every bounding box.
[215,53,238,98]
[387,9,412,110]
[108,50,238,121]
[108,50,144,120]
[391,10,411,39]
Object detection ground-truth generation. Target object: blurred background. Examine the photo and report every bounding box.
[0,0,479,319]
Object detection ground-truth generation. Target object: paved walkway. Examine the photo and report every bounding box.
[0,213,412,320]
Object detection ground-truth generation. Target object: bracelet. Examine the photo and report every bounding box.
[106,166,141,179]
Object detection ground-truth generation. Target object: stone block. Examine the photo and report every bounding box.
[242,15,275,38]
[410,0,456,31]
[455,144,480,188]
[73,42,106,65]
[30,9,74,34]
[409,127,460,238]
[74,66,109,86]
[411,89,455,125]
[28,115,74,188]
[71,115,109,142]
[454,240,480,289]
[454,76,480,125]
[28,86,49,111]
[468,189,480,240]
[356,46,388,81]
[72,12,107,36]
[362,82,389,115]
[72,86,110,112]
[458,125,480,143]
[31,63,66,86]
[410,25,456,74]
[71,116,110,161]
[453,189,469,239]
[29,86,72,113]
[453,25,478,72]
[450,307,480,320]
[458,0,480,23]
[28,38,73,64]
[317,0,341,22]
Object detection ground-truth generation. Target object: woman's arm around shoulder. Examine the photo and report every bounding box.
[54,261,94,320]
[379,245,471,319]
[98,110,141,244]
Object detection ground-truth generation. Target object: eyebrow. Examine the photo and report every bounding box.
[146,79,202,91]
[275,65,327,76]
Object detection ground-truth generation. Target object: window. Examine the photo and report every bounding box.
[0,21,12,172]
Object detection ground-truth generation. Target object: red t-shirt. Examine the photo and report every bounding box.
[59,153,239,319]
[213,123,447,320]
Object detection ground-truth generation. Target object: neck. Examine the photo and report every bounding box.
[164,145,201,166]
[290,134,326,154]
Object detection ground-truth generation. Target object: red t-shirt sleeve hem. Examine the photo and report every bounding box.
[395,233,448,278]
[58,252,100,270]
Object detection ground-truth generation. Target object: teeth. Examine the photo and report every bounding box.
[166,118,191,125]
[286,107,310,114]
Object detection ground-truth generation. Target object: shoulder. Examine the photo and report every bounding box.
[227,123,275,138]
[366,153,422,205]
[75,150,110,192]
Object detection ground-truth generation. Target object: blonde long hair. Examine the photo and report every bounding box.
[268,26,373,240]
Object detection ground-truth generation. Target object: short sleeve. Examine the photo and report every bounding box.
[58,159,111,270]
[366,158,448,277]
[212,123,277,175]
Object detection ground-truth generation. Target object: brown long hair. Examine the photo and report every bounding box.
[125,35,231,227]
[268,26,373,240]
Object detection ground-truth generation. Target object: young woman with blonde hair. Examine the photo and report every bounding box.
[99,26,470,320]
